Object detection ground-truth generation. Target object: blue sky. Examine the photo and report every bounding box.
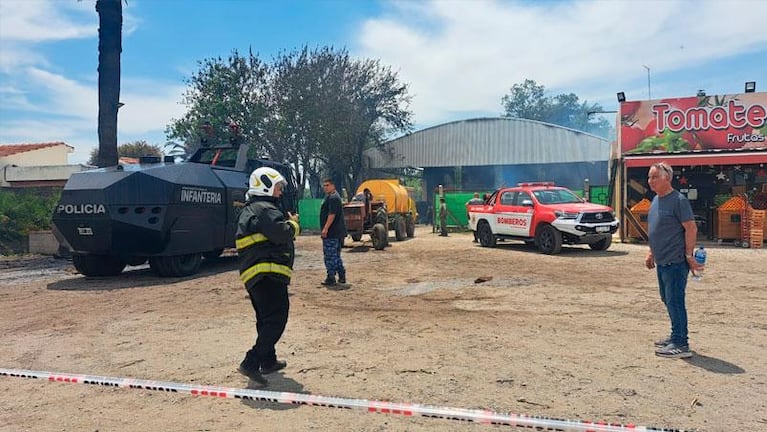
[1,0,766,164]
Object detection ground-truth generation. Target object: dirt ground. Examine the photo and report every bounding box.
[1,225,766,432]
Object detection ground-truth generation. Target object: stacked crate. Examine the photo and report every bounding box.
[741,206,751,246]
[750,209,765,249]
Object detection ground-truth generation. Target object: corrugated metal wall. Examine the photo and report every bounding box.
[366,117,610,169]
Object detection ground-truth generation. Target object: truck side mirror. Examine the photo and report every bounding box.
[521,199,534,207]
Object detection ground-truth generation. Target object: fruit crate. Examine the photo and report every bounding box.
[749,228,764,248]
[750,209,765,227]
[741,206,751,244]
[749,209,766,241]
[628,198,650,239]
[715,196,748,240]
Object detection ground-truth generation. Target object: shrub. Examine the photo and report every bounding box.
[0,189,61,254]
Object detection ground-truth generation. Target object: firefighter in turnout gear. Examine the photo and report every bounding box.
[236,167,300,386]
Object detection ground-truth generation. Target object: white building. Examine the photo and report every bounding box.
[0,142,91,188]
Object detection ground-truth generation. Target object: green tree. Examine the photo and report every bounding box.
[168,45,413,199]
[321,52,413,196]
[166,50,271,159]
[267,46,412,197]
[88,140,164,165]
[95,0,122,167]
[501,79,612,139]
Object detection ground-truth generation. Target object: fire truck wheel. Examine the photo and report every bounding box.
[536,224,562,254]
[589,235,612,251]
[477,222,497,247]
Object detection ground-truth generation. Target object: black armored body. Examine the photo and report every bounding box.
[52,140,297,277]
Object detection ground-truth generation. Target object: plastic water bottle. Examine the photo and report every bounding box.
[692,245,706,281]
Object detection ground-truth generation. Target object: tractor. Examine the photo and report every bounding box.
[342,188,389,250]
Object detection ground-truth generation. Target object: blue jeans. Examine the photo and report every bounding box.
[322,238,345,279]
[656,262,689,346]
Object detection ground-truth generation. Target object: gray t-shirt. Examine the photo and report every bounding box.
[647,190,694,265]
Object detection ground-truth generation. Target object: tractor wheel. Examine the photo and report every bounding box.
[589,235,612,251]
[203,248,224,260]
[394,216,407,241]
[405,214,415,238]
[72,254,127,277]
[536,224,562,254]
[375,209,388,227]
[372,223,387,250]
[477,221,497,247]
[351,233,362,242]
[149,253,202,277]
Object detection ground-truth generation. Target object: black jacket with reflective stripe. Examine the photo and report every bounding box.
[236,197,298,289]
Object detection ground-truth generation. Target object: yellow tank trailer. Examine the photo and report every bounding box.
[343,179,418,248]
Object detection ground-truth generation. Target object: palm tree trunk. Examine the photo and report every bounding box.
[96,0,122,168]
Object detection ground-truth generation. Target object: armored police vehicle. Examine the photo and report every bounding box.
[52,139,297,277]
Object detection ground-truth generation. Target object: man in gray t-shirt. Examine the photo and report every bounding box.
[644,162,703,359]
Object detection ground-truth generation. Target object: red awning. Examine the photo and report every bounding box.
[623,150,767,168]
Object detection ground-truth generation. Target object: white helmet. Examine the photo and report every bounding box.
[247,167,286,199]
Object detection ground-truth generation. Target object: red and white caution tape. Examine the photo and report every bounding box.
[1,368,686,431]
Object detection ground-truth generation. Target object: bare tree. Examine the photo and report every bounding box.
[95,0,122,167]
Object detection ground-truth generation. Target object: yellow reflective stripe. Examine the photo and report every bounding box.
[240,262,292,284]
[236,233,268,250]
[287,220,300,238]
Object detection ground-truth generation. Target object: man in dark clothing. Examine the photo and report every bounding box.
[466,192,484,242]
[439,197,449,236]
[236,167,300,386]
[320,178,347,286]
[644,162,702,359]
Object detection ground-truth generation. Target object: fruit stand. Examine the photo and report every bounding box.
[715,196,747,241]
[628,198,650,239]
[715,194,767,247]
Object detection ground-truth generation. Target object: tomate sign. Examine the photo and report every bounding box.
[620,92,767,154]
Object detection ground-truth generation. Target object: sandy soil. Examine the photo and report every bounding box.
[1,225,766,432]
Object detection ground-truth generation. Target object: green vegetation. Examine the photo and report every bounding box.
[0,189,61,255]
[501,79,613,139]
[166,45,413,199]
[88,140,164,166]
[628,129,690,153]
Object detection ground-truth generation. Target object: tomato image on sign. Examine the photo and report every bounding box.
[620,93,767,154]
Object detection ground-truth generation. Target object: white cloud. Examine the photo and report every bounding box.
[0,0,95,42]
[0,70,187,163]
[117,79,187,136]
[356,0,767,125]
[0,0,177,164]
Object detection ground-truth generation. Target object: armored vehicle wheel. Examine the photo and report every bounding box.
[351,233,362,242]
[477,221,496,247]
[372,223,387,250]
[536,224,562,254]
[589,235,612,251]
[405,214,415,238]
[149,253,202,277]
[126,256,147,266]
[394,216,407,241]
[203,249,224,260]
[72,254,127,277]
